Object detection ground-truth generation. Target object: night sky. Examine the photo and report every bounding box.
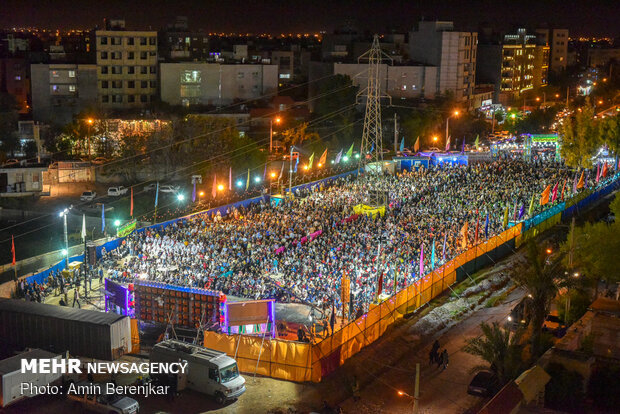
[2,0,619,37]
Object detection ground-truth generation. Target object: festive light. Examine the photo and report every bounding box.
[254,176,261,183]
[236,180,244,187]
[270,172,277,178]
[177,194,185,201]
[342,156,349,162]
[217,184,224,191]
[199,191,205,197]
[114,219,121,227]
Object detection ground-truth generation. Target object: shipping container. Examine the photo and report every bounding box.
[0,299,132,361]
[0,349,63,407]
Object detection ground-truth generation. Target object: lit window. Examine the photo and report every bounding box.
[52,85,59,92]
[68,70,75,78]
[69,85,76,92]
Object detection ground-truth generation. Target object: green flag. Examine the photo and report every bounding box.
[245,168,250,191]
[308,152,315,169]
[345,142,354,158]
[528,194,535,217]
[503,204,509,229]
[474,135,480,150]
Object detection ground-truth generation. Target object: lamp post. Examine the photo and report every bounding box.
[59,208,70,267]
[269,116,282,154]
[86,118,94,160]
[445,110,459,150]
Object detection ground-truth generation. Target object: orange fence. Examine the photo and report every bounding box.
[204,223,523,382]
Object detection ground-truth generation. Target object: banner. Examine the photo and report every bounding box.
[116,219,137,238]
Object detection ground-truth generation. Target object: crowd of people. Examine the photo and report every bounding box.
[104,158,579,317]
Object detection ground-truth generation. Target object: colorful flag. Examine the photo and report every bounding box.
[81,214,86,241]
[335,149,343,163]
[445,136,451,152]
[212,174,217,198]
[154,181,159,207]
[263,163,267,179]
[345,142,354,158]
[561,179,567,201]
[540,185,551,205]
[503,204,509,228]
[414,136,420,152]
[192,181,196,202]
[229,167,232,190]
[130,187,134,217]
[528,194,535,217]
[430,238,436,270]
[319,149,327,166]
[419,243,425,278]
[460,222,469,249]
[11,235,15,266]
[245,168,250,191]
[518,204,525,220]
[596,163,600,183]
[370,142,375,154]
[475,212,480,245]
[377,272,383,296]
[484,213,489,240]
[572,172,579,193]
[294,155,299,172]
[551,182,559,202]
[474,135,480,150]
[308,152,315,169]
[442,232,447,262]
[602,162,608,178]
[101,203,105,233]
[400,137,405,152]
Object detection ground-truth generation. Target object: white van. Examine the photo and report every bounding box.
[150,340,245,405]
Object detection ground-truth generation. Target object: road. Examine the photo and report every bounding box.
[339,287,526,414]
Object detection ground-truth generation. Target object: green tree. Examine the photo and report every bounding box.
[313,74,358,148]
[463,322,524,386]
[597,113,620,155]
[560,100,600,168]
[514,240,564,356]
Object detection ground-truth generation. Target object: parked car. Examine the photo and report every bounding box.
[542,312,567,337]
[159,185,180,194]
[467,371,500,397]
[80,191,97,202]
[66,381,139,414]
[143,183,158,192]
[92,157,108,165]
[107,186,128,197]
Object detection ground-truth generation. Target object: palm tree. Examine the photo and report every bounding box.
[514,240,564,356]
[464,321,524,386]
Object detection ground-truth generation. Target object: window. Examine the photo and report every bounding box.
[101,66,108,74]
[150,80,156,88]
[51,70,59,77]
[149,37,156,46]
[69,85,76,92]
[112,66,122,74]
[128,81,135,88]
[68,70,76,78]
[180,84,201,98]
[140,66,147,74]
[112,37,122,45]
[279,73,291,79]
[112,80,122,88]
[128,52,135,59]
[140,37,147,46]
[14,75,22,81]
[180,70,201,83]
[127,37,135,45]
[52,85,59,92]
[128,95,135,103]
[140,51,147,60]
[141,81,148,88]
[128,66,135,74]
[112,52,122,60]
[100,37,108,45]
[149,51,156,57]
[112,95,123,103]
[149,66,156,74]
[100,51,108,59]
[140,95,147,103]
[101,95,109,103]
[101,81,109,88]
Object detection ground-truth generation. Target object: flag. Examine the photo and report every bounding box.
[583,172,588,189]
[561,179,567,201]
[414,136,420,152]
[430,238,436,270]
[263,163,267,179]
[528,194,535,217]
[551,182,559,202]
[518,204,525,220]
[540,185,551,205]
[419,243,424,278]
[192,181,196,202]
[596,163,600,183]
[377,271,383,296]
[474,135,480,150]
[245,168,250,191]
[461,138,466,154]
[101,204,105,233]
[130,187,134,217]
[370,142,375,154]
[229,167,232,190]
[212,174,217,198]
[294,155,299,172]
[81,214,86,241]
[475,212,480,245]
[308,152,315,169]
[503,204,509,228]
[602,162,608,178]
[278,162,285,180]
[572,172,579,193]
[445,136,451,152]
[319,149,327,166]
[154,181,159,207]
[345,142,354,158]
[400,137,405,152]
[460,222,469,249]
[335,149,343,164]
[11,235,15,266]
[442,232,447,262]
[484,213,489,240]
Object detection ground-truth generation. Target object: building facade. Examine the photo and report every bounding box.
[0,57,30,114]
[409,21,477,101]
[30,64,98,125]
[159,63,278,107]
[95,30,158,108]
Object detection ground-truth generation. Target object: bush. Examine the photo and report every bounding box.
[545,363,584,413]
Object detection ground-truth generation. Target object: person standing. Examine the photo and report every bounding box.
[441,349,449,371]
[72,288,81,308]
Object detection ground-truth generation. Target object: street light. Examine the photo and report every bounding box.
[86,118,94,160]
[270,172,277,179]
[445,110,460,150]
[254,176,261,183]
[433,136,438,142]
[236,180,244,187]
[177,194,185,201]
[217,184,224,191]
[199,191,205,197]
[114,219,121,227]
[269,116,282,153]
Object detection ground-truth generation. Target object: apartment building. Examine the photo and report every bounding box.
[536,28,569,72]
[95,28,158,108]
[409,21,477,101]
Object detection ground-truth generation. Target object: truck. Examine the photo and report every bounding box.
[150,340,245,405]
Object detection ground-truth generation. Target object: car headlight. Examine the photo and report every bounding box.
[225,389,232,394]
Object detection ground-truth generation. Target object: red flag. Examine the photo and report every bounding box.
[130,187,134,217]
[596,163,600,183]
[602,162,608,178]
[11,235,15,266]
[551,182,559,202]
[377,272,383,296]
[561,179,567,201]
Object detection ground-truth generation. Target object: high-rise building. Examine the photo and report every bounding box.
[536,28,569,72]
[408,21,477,101]
[95,26,158,109]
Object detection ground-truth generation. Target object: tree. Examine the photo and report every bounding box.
[281,122,320,148]
[463,322,524,386]
[514,240,563,356]
[598,113,620,155]
[560,100,600,168]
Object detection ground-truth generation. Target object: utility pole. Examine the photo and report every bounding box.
[414,362,420,413]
